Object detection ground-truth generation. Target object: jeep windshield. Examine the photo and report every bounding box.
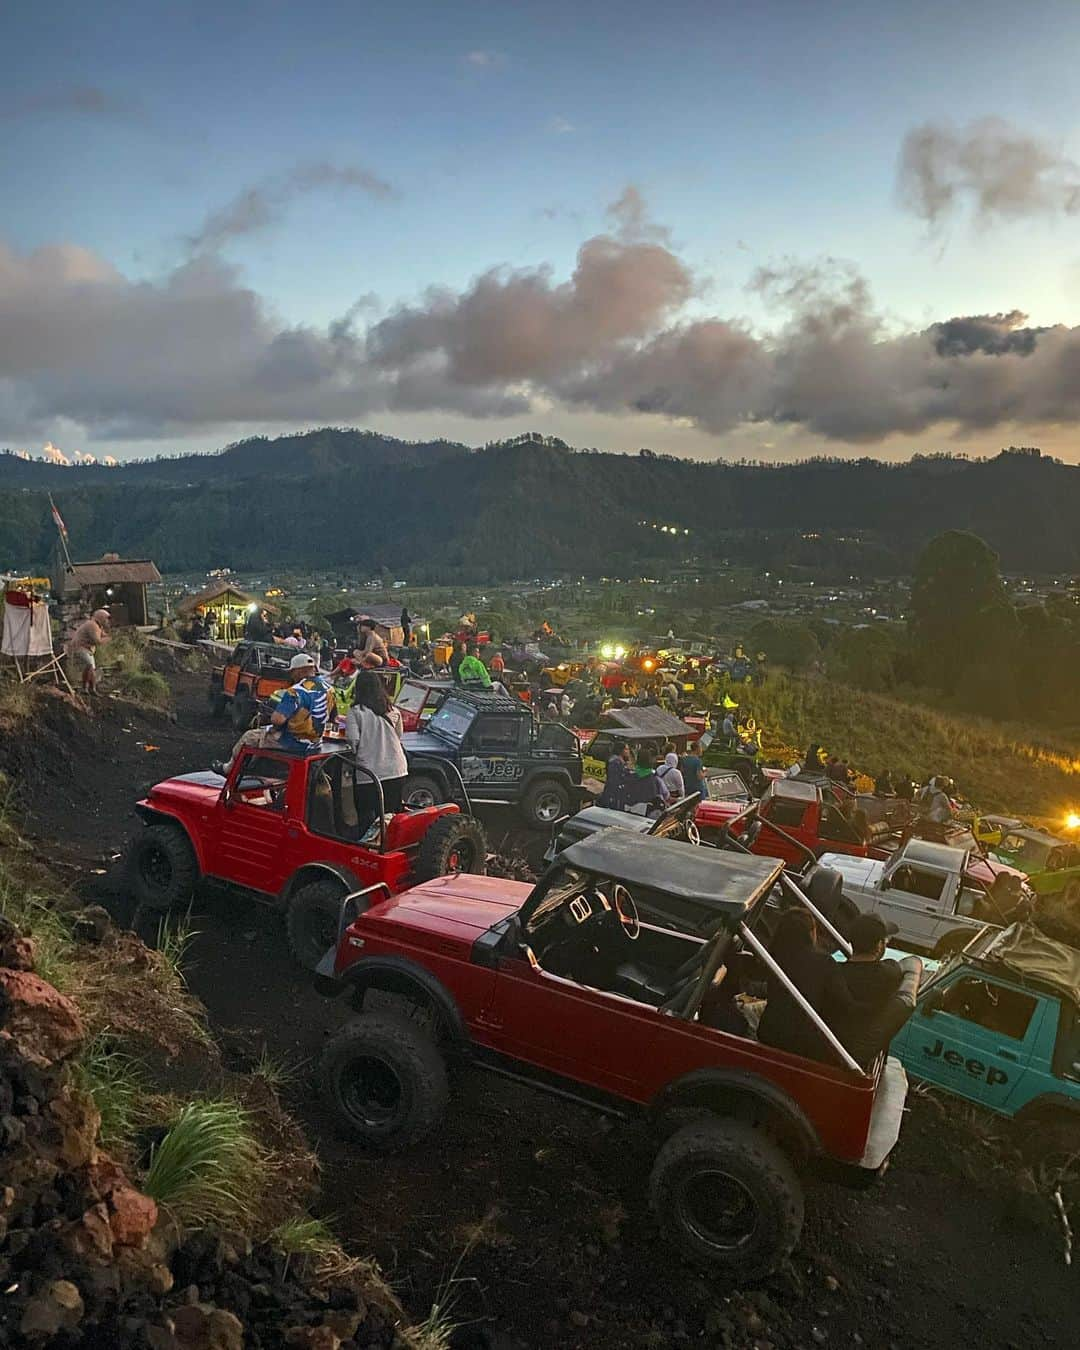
[395,681,433,714]
[425,699,476,745]
[998,832,1054,870]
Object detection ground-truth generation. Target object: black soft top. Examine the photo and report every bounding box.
[559,828,782,917]
[982,923,1080,1007]
[442,688,527,715]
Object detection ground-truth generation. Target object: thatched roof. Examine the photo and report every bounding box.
[603,705,696,740]
[176,580,264,615]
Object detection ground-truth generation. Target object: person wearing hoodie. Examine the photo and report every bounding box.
[657,747,685,800]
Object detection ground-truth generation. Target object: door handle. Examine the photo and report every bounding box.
[996,1048,1018,1061]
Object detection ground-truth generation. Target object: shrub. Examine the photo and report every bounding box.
[143,1099,264,1230]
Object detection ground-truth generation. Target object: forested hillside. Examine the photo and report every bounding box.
[1,432,1077,579]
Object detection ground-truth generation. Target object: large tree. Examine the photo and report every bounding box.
[908,531,1015,693]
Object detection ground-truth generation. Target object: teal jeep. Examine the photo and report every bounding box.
[891,923,1080,1182]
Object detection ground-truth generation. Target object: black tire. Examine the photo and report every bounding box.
[230,691,255,732]
[320,1012,448,1151]
[286,878,349,971]
[207,685,227,719]
[521,778,570,829]
[649,1119,804,1282]
[413,815,487,882]
[128,822,199,913]
[403,774,446,810]
[1025,1117,1080,1188]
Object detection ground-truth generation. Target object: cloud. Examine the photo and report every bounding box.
[189,162,396,252]
[898,118,1080,226]
[548,116,574,135]
[0,85,142,123]
[41,441,69,464]
[10,187,1080,447]
[464,50,505,68]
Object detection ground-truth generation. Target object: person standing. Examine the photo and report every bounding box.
[624,750,667,816]
[681,741,708,800]
[458,644,492,687]
[488,649,506,679]
[597,740,631,809]
[449,640,467,684]
[69,608,111,695]
[346,670,409,831]
[657,748,685,800]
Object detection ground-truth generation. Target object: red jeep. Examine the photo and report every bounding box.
[126,746,487,969]
[314,830,910,1280]
[696,778,892,869]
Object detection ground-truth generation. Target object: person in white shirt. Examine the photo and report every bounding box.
[657,749,685,801]
[345,670,408,831]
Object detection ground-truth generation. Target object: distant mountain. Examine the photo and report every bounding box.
[0,427,470,488]
[1,433,1076,580]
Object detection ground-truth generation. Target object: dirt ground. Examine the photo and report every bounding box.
[3,662,1077,1348]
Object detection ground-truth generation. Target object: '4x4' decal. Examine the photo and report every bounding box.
[461,756,525,784]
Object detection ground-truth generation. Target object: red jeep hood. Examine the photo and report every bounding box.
[366,873,533,937]
[141,770,225,811]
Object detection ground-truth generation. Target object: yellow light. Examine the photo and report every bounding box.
[642,658,655,671]
[601,643,615,659]
[1066,813,1080,831]
[614,645,627,660]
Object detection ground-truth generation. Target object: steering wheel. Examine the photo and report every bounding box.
[685,820,701,846]
[611,884,641,941]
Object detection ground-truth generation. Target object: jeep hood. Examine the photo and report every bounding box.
[363,873,533,942]
[402,732,455,757]
[142,769,225,808]
[817,852,884,891]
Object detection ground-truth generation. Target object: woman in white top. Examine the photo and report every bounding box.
[345,670,408,830]
[657,749,685,801]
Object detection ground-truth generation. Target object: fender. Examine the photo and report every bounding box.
[521,766,577,791]
[332,955,468,1045]
[651,1067,821,1157]
[279,861,366,906]
[133,806,208,875]
[1014,1094,1080,1125]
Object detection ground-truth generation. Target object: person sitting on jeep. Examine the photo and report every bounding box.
[219,652,333,773]
[345,670,408,830]
[827,914,923,1068]
[355,617,388,666]
[757,910,856,1063]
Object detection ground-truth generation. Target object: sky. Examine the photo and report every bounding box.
[6,0,1080,462]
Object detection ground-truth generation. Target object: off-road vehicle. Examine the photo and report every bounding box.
[126,745,487,970]
[208,641,296,730]
[315,830,910,1280]
[401,689,585,828]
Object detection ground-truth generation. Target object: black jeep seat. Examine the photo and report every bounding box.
[613,962,671,1006]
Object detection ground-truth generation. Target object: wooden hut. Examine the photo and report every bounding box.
[52,554,161,627]
[176,581,270,644]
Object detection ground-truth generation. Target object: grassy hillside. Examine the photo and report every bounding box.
[740,674,1080,824]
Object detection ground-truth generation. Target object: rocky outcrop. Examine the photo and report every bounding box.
[0,929,400,1349]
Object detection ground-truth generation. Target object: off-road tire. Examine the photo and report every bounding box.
[413,815,487,882]
[286,879,348,971]
[230,691,255,732]
[403,774,446,810]
[521,778,570,829]
[321,1012,448,1151]
[1024,1116,1080,1187]
[649,1119,804,1282]
[207,685,227,719]
[128,823,199,913]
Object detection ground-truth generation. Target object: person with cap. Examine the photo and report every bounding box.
[69,608,111,695]
[826,912,923,1067]
[219,651,333,773]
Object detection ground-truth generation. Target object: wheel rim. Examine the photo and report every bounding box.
[445,839,477,873]
[139,845,173,894]
[407,786,437,809]
[533,791,564,823]
[675,1169,759,1252]
[339,1054,404,1129]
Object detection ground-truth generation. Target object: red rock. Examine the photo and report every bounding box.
[108,1181,158,1247]
[0,970,84,1066]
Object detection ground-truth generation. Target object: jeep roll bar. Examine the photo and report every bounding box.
[717,801,821,873]
[335,881,394,947]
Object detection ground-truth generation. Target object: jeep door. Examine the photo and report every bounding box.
[875,863,951,949]
[483,955,667,1097]
[459,714,528,801]
[897,972,1048,1113]
[210,752,292,894]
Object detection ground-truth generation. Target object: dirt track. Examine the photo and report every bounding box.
[4,665,1077,1348]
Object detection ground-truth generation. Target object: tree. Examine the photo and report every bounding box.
[908,531,1014,693]
[746,619,820,670]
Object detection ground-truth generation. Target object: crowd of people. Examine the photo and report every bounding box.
[596,739,709,813]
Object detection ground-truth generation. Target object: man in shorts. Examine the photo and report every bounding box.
[69,608,111,694]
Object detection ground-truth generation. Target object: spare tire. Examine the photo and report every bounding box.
[230,691,255,732]
[413,815,487,882]
[402,774,446,810]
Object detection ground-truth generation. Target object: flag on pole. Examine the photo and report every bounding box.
[48,495,68,540]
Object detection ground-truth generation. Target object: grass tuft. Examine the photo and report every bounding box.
[143,1098,264,1231]
[156,912,199,984]
[72,1034,147,1152]
[253,1045,303,1092]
